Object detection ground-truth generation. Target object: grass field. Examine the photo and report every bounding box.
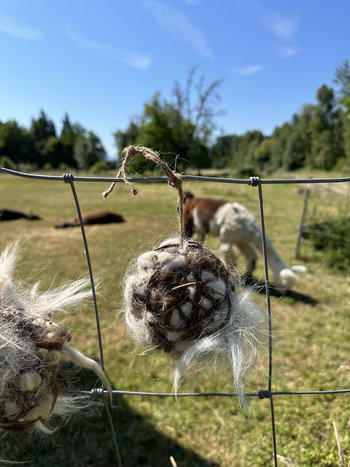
[0,170,349,466]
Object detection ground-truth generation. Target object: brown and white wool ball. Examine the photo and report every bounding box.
[123,238,266,408]
[0,243,110,434]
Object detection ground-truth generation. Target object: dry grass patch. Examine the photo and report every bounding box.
[0,172,349,466]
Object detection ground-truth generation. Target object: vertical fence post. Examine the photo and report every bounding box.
[295,183,311,260]
[63,174,123,467]
[249,177,278,467]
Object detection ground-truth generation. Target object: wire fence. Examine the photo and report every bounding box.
[1,167,350,466]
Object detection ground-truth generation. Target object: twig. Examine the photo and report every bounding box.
[333,421,346,467]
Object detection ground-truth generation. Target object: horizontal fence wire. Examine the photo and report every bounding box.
[76,388,350,398]
[1,167,350,184]
[1,167,350,467]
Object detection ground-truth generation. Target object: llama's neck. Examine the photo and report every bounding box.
[255,233,288,280]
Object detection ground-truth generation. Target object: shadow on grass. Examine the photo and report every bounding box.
[1,368,219,467]
[243,276,319,306]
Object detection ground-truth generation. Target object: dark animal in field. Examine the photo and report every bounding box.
[183,191,306,289]
[0,208,41,221]
[55,210,125,228]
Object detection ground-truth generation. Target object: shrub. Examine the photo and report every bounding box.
[0,155,16,170]
[307,216,350,272]
[90,160,111,174]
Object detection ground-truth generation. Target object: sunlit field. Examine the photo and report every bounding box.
[0,170,349,466]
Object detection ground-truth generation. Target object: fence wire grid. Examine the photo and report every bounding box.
[1,167,350,467]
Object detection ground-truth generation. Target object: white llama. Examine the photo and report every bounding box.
[183,192,307,289]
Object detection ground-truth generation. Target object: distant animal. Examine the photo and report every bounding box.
[55,210,125,228]
[0,208,41,221]
[183,191,307,289]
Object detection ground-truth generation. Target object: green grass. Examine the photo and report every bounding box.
[0,171,349,466]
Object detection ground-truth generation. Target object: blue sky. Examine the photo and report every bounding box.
[1,0,349,159]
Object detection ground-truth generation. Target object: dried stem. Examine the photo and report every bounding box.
[333,421,346,467]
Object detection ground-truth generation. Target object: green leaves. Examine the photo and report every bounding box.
[0,112,107,170]
[113,69,221,172]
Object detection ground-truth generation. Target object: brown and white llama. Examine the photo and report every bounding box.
[183,192,306,290]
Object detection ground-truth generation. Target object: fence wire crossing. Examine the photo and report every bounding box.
[1,167,350,467]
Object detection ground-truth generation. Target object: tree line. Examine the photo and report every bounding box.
[1,61,350,174]
[116,61,350,174]
[211,65,350,174]
[0,112,108,172]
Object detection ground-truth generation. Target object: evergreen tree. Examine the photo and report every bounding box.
[0,120,38,166]
[283,131,308,170]
[252,138,274,170]
[114,120,139,153]
[41,137,66,169]
[30,110,56,142]
[309,85,344,169]
[333,60,350,168]
[231,131,264,170]
[283,105,313,170]
[74,131,107,169]
[61,113,73,136]
[59,114,81,168]
[210,135,237,168]
[334,59,350,103]
[269,123,293,169]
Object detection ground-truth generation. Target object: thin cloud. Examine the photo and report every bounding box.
[184,0,202,5]
[66,24,152,70]
[0,11,43,40]
[266,13,299,39]
[278,45,300,58]
[234,65,264,76]
[143,0,213,59]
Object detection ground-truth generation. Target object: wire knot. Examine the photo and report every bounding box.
[258,389,271,399]
[90,387,105,397]
[63,173,74,184]
[248,176,260,187]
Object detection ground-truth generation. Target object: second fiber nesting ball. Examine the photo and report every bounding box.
[0,243,110,434]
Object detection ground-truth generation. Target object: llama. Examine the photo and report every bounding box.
[0,208,41,221]
[55,210,124,228]
[183,192,306,289]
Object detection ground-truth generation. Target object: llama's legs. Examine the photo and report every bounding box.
[236,242,258,277]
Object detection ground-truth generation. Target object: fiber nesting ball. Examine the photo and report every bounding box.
[123,238,266,408]
[0,243,110,434]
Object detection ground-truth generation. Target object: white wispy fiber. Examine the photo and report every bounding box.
[66,24,152,70]
[122,238,266,410]
[266,13,299,40]
[0,11,43,41]
[277,45,300,58]
[234,65,264,76]
[0,242,110,434]
[143,0,213,59]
